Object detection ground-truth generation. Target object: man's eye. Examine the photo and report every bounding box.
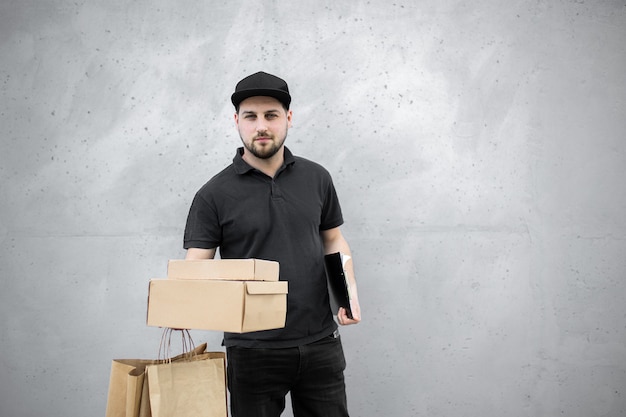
[244,115,256,120]
[266,114,277,119]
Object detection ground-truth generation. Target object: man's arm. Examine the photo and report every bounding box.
[321,227,361,325]
[185,247,217,260]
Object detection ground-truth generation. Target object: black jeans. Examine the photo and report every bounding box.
[226,333,349,417]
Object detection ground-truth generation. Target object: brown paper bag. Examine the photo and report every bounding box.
[105,343,208,417]
[146,352,227,417]
[139,371,152,417]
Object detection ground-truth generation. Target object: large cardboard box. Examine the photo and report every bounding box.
[147,279,288,333]
[167,259,279,281]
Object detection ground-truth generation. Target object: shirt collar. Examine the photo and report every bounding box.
[233,146,296,175]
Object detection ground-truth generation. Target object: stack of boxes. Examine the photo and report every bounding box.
[147,259,288,333]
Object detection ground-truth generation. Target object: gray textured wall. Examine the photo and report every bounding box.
[1,1,625,416]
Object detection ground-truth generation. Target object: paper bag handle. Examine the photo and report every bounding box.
[158,328,197,363]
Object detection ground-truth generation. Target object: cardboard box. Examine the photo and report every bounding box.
[147,279,288,333]
[167,259,279,281]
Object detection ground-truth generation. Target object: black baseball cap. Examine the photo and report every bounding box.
[231,71,291,109]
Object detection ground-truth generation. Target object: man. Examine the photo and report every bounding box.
[183,71,361,417]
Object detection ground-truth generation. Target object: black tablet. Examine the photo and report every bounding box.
[324,252,353,320]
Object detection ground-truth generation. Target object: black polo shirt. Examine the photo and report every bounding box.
[184,147,344,348]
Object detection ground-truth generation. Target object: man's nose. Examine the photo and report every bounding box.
[255,120,268,132]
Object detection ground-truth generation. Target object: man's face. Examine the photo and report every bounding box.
[235,96,292,160]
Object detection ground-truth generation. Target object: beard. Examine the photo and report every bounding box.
[241,131,287,160]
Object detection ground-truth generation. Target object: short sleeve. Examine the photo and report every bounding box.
[319,175,344,231]
[183,191,221,249]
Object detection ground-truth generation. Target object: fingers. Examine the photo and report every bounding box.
[337,307,361,325]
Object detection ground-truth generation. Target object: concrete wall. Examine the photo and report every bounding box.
[1,1,625,416]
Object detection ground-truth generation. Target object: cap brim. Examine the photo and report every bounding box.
[231,88,291,108]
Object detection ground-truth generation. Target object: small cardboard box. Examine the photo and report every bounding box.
[147,279,288,333]
[167,259,279,281]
